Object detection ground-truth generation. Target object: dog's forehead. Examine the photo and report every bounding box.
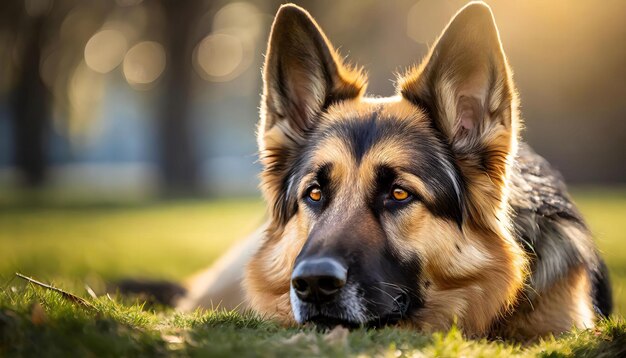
[323,96,427,125]
[307,96,435,168]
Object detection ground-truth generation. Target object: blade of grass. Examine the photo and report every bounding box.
[16,272,96,310]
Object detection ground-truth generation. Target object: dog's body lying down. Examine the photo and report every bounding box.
[174,2,611,339]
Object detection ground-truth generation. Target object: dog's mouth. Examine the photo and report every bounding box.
[305,315,361,329]
[305,313,405,330]
[303,293,411,330]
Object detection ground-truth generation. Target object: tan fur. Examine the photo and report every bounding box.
[407,217,527,336]
[494,265,595,339]
[245,217,303,323]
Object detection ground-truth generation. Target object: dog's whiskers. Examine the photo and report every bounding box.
[372,285,405,320]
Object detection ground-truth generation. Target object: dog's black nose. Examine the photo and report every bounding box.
[291,257,347,303]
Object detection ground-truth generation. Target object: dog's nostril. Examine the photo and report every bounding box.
[317,276,344,294]
[293,278,309,293]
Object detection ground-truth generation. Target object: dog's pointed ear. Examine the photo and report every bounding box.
[259,4,366,223]
[260,4,366,152]
[400,2,518,224]
[400,2,516,144]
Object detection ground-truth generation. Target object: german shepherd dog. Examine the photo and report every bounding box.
[171,2,613,339]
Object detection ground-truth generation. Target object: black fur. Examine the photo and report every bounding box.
[593,259,613,317]
[510,143,612,316]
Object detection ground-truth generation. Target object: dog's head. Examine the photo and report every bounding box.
[245,2,528,335]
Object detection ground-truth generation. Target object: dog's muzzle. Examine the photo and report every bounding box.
[290,256,412,328]
[290,256,364,327]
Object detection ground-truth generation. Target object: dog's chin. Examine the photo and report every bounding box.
[304,315,362,330]
[304,313,405,330]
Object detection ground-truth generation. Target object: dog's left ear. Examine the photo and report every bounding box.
[401,2,516,141]
[400,2,518,222]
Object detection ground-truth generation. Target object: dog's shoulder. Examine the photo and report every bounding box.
[508,142,612,318]
[510,142,583,224]
[509,142,593,275]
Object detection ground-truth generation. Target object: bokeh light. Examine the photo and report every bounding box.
[123,41,166,89]
[193,2,261,82]
[213,2,263,38]
[84,30,128,74]
[67,61,105,140]
[194,34,245,82]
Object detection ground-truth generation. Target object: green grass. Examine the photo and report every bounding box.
[1,188,625,356]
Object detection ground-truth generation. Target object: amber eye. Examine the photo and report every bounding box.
[308,187,322,202]
[391,187,410,201]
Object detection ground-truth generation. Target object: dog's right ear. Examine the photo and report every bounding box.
[260,5,366,147]
[259,4,365,223]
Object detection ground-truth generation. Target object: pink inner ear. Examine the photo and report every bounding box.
[457,95,478,130]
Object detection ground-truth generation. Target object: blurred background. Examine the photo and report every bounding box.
[0,0,624,311]
[0,0,624,196]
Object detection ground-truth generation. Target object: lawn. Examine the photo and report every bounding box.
[1,188,625,356]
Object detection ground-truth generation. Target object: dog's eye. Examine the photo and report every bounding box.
[391,186,411,202]
[308,186,322,202]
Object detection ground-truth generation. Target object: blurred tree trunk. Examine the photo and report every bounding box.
[157,0,201,196]
[10,11,50,187]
